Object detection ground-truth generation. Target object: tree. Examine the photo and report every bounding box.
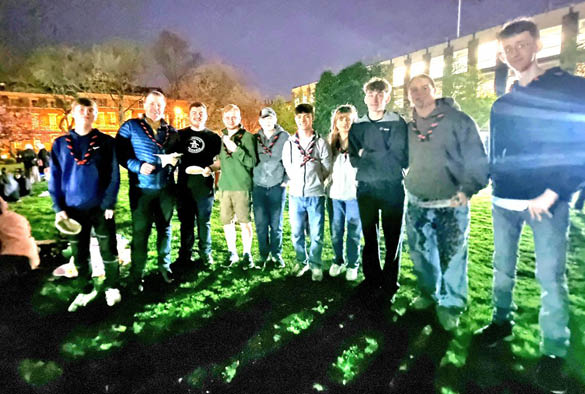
[314,62,385,136]
[270,97,296,134]
[90,40,146,123]
[176,61,262,131]
[442,66,497,129]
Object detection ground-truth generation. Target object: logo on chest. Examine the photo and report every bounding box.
[188,136,205,154]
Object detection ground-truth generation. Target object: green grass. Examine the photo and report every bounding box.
[8,176,585,392]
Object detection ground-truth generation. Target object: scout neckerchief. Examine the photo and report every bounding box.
[410,110,445,142]
[223,129,244,158]
[294,133,317,167]
[139,118,169,148]
[257,130,280,156]
[65,129,99,166]
[336,138,349,159]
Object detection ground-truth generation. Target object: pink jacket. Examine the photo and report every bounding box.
[0,198,40,269]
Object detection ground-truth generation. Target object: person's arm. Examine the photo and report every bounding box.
[230,132,258,170]
[282,140,293,179]
[115,121,143,174]
[48,140,66,213]
[320,139,332,181]
[101,137,120,214]
[457,115,489,198]
[348,124,363,169]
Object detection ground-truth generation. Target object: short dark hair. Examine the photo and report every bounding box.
[189,102,207,111]
[497,18,540,40]
[407,74,436,90]
[71,97,97,111]
[295,103,314,115]
[363,77,391,94]
[146,90,166,100]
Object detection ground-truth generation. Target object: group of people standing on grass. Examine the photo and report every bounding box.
[39,17,585,392]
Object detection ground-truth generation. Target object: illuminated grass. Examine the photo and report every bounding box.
[329,334,381,385]
[18,359,62,386]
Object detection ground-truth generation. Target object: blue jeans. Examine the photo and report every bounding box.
[253,185,286,260]
[491,202,570,357]
[328,198,362,268]
[176,186,214,260]
[289,196,325,268]
[406,202,470,310]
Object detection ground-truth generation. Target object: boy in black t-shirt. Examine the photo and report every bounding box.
[175,102,221,268]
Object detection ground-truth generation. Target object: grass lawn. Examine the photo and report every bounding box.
[3,174,585,393]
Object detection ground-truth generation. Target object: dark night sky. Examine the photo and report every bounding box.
[6,0,575,96]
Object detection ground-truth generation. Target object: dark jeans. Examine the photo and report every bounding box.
[357,188,405,294]
[67,206,118,289]
[130,186,175,281]
[253,185,286,260]
[176,186,214,260]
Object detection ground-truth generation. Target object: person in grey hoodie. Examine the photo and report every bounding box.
[253,107,289,269]
[326,104,362,281]
[405,74,488,331]
[282,103,331,281]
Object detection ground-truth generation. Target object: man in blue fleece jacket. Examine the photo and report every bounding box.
[116,90,180,291]
[49,97,120,309]
[475,18,585,392]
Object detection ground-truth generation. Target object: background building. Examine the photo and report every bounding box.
[291,2,585,110]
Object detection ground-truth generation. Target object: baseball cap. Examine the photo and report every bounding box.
[259,107,276,118]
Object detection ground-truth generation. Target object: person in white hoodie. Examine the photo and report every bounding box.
[326,105,362,281]
[282,103,331,281]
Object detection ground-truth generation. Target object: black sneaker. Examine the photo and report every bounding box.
[536,355,567,394]
[201,254,214,266]
[241,253,256,270]
[161,270,174,284]
[474,320,514,347]
[224,252,239,267]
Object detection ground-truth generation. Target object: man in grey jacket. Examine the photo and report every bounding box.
[405,74,488,331]
[282,103,331,281]
[253,107,289,269]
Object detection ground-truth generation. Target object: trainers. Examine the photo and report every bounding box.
[329,263,344,277]
[474,320,514,347]
[161,270,174,283]
[225,252,240,267]
[311,267,323,282]
[345,267,359,281]
[67,289,98,312]
[105,288,122,307]
[410,295,435,310]
[241,253,256,270]
[436,306,461,331]
[536,355,567,394]
[273,255,286,268]
[201,254,214,265]
[295,263,310,277]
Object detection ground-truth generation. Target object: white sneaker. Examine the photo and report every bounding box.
[67,289,98,312]
[311,268,323,282]
[105,288,122,307]
[329,263,344,277]
[295,263,311,277]
[345,267,359,281]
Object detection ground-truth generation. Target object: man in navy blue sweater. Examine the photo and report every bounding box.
[116,91,180,291]
[475,18,585,392]
[49,97,121,310]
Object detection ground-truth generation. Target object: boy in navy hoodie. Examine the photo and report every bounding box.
[49,97,121,310]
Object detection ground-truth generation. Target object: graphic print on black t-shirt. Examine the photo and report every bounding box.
[188,136,205,154]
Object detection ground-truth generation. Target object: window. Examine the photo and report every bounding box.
[48,114,58,130]
[429,56,444,79]
[31,113,40,129]
[393,87,404,108]
[577,19,585,49]
[410,61,425,77]
[393,66,406,87]
[477,40,498,69]
[453,48,468,74]
[478,71,495,95]
[97,113,105,126]
[294,98,300,106]
[537,25,561,59]
[108,112,117,125]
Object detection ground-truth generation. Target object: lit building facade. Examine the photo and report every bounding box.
[0,91,189,155]
[291,3,585,111]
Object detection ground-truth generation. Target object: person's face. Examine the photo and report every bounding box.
[222,109,241,129]
[295,112,313,132]
[408,77,436,109]
[364,89,391,113]
[72,104,97,128]
[189,106,208,128]
[144,94,166,121]
[335,113,353,134]
[259,115,277,132]
[498,31,541,73]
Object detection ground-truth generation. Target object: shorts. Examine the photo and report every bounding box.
[218,190,252,224]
